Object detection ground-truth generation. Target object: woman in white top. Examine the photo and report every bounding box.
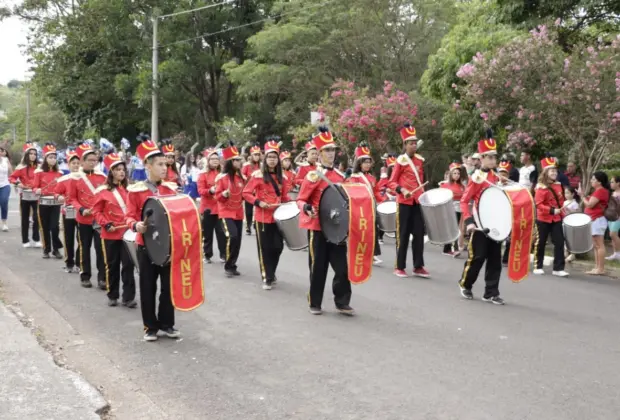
[0,146,12,231]
[180,152,201,199]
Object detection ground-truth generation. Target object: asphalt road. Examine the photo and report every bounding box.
[1,193,619,420]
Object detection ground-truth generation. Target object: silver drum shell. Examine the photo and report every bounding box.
[563,213,593,254]
[419,188,460,245]
[273,202,308,251]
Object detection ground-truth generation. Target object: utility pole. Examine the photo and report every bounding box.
[151,9,159,144]
[12,125,16,144]
[25,87,30,142]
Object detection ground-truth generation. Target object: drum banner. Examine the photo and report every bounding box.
[506,189,535,282]
[163,196,205,310]
[341,184,375,284]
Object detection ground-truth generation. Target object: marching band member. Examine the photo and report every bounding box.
[533,156,568,277]
[9,143,42,248]
[347,143,385,265]
[242,140,292,290]
[55,150,81,273]
[458,133,504,305]
[92,153,136,307]
[33,144,63,259]
[241,144,261,235]
[377,154,396,244]
[294,141,318,188]
[197,148,226,264]
[126,138,180,341]
[388,123,430,278]
[297,126,354,316]
[162,141,181,186]
[439,162,465,257]
[68,143,107,289]
[215,143,245,277]
[498,160,513,266]
[280,150,295,181]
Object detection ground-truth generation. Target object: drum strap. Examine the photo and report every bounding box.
[402,155,422,186]
[112,189,128,215]
[266,174,281,197]
[79,172,97,195]
[145,180,159,195]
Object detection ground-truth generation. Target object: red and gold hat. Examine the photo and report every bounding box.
[103,153,124,171]
[540,156,558,170]
[76,143,95,160]
[477,129,497,155]
[249,144,261,155]
[386,155,397,167]
[304,140,317,153]
[22,142,36,154]
[203,148,218,159]
[311,127,336,151]
[66,150,79,161]
[264,140,280,155]
[399,123,417,142]
[222,143,241,161]
[136,139,162,162]
[449,162,462,171]
[43,144,57,157]
[498,160,511,172]
[354,144,372,161]
[279,151,291,161]
[161,142,175,156]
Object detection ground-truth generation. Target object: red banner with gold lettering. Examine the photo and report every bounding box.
[506,188,535,282]
[341,184,375,284]
[162,196,205,310]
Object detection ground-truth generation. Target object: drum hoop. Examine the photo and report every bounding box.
[563,213,591,227]
[420,189,453,207]
[274,202,299,222]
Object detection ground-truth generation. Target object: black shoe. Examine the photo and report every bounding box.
[309,306,323,315]
[336,305,355,316]
[232,269,241,276]
[460,285,473,300]
[108,298,118,307]
[52,250,63,259]
[81,280,92,288]
[163,327,181,339]
[63,266,73,273]
[246,229,252,236]
[122,300,137,309]
[98,281,107,291]
[143,331,158,342]
[482,295,505,305]
[272,276,278,284]
[225,269,235,278]
[42,252,50,259]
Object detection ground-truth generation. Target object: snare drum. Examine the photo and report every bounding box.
[21,189,39,202]
[376,201,397,233]
[474,187,514,242]
[122,230,139,271]
[93,222,102,233]
[563,213,593,254]
[64,205,76,219]
[273,202,307,250]
[419,188,460,245]
[39,196,59,206]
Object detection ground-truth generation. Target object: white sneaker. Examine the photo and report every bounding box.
[1,224,8,232]
[604,254,620,261]
[22,242,32,248]
[552,270,569,277]
[33,241,43,248]
[378,240,384,245]
[533,268,544,275]
[373,256,383,265]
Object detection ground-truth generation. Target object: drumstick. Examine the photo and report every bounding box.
[404,182,429,198]
[143,208,154,225]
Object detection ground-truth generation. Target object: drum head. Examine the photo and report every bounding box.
[478,187,512,241]
[319,184,349,244]
[563,213,591,227]
[274,202,299,221]
[377,200,397,214]
[143,197,171,266]
[419,188,453,206]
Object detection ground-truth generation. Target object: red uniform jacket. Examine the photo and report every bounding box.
[125,181,177,246]
[294,163,317,188]
[284,169,296,185]
[460,169,499,226]
[347,172,385,203]
[92,185,130,240]
[165,166,180,185]
[297,167,345,231]
[388,154,425,205]
[9,163,38,193]
[535,182,564,223]
[242,170,292,224]
[215,173,245,220]
[54,173,75,215]
[197,169,220,214]
[67,170,107,225]
[439,180,465,203]
[33,168,63,198]
[242,162,260,183]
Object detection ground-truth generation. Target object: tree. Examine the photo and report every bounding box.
[456,26,620,192]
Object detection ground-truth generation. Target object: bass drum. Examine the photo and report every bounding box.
[474,186,514,242]
[319,184,350,244]
[419,188,459,245]
[563,213,593,254]
[273,202,307,251]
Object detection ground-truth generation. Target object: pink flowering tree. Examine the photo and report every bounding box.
[456,25,620,192]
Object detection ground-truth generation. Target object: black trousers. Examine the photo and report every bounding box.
[202,210,226,260]
[221,218,243,271]
[374,222,381,256]
[459,230,502,299]
[62,216,81,269]
[443,212,462,253]
[244,202,254,232]
[396,203,425,270]
[255,221,284,283]
[20,199,40,243]
[77,222,105,283]
[138,246,174,333]
[502,236,511,265]
[102,238,136,301]
[534,221,565,271]
[307,230,352,309]
[38,204,63,253]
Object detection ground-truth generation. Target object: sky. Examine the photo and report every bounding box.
[0,3,30,84]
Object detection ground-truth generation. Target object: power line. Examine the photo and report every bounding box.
[159,0,235,19]
[159,0,336,48]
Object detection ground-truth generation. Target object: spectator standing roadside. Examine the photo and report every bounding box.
[580,171,611,275]
[565,162,581,189]
[606,176,620,261]
[518,151,538,189]
[0,146,12,231]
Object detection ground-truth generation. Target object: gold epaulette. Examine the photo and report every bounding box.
[34,168,43,173]
[306,171,319,183]
[215,173,226,182]
[95,184,108,193]
[397,154,408,165]
[297,162,309,167]
[414,153,425,162]
[127,181,148,193]
[242,162,251,167]
[252,169,262,178]
[15,164,26,170]
[470,169,488,184]
[57,174,71,182]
